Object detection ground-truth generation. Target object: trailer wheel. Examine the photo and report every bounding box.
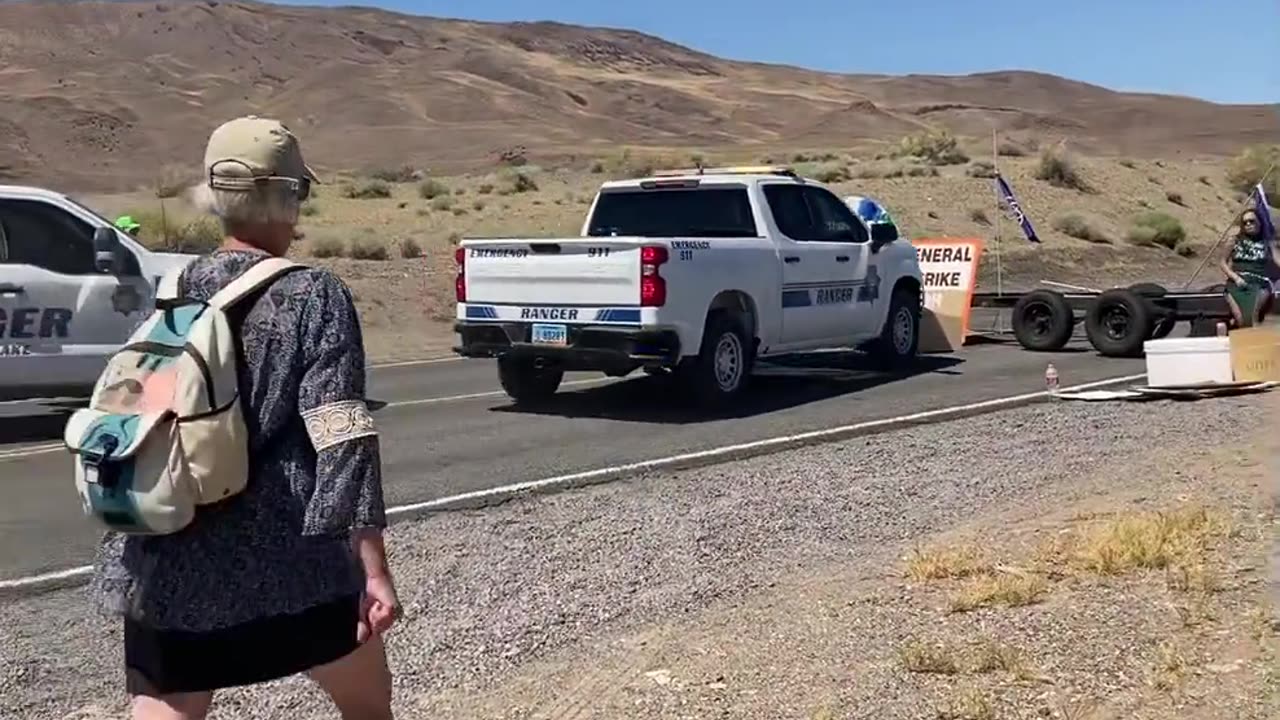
[1011,290,1074,351]
[1128,282,1168,297]
[1085,288,1153,358]
[1149,317,1177,340]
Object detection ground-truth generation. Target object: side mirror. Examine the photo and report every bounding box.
[93,226,123,274]
[870,222,899,250]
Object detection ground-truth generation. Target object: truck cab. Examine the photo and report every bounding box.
[0,185,198,401]
[453,166,923,408]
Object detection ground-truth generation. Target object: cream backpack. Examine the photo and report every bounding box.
[64,257,303,535]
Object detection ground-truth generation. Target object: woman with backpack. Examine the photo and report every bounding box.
[86,116,399,720]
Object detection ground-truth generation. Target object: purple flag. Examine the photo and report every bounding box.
[1253,183,1275,241]
[995,174,1040,243]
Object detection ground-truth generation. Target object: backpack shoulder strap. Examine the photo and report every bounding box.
[208,257,305,311]
[156,265,185,302]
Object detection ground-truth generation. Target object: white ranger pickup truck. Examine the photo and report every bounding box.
[0,184,197,401]
[453,166,924,407]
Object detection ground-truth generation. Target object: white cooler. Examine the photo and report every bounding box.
[1142,336,1233,387]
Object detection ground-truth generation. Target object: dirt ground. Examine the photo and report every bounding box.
[412,431,1278,720]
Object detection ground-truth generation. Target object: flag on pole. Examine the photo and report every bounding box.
[994,173,1040,243]
[1253,183,1275,241]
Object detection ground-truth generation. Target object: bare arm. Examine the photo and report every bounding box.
[351,527,391,580]
[1220,239,1245,285]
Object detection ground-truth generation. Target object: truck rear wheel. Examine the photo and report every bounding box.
[497,356,564,404]
[680,312,751,408]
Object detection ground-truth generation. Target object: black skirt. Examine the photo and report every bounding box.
[124,593,362,695]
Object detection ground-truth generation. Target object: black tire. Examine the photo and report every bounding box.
[865,285,921,370]
[1011,289,1074,351]
[679,311,752,408]
[1149,316,1177,339]
[497,356,564,404]
[1127,283,1174,339]
[1084,288,1153,358]
[1128,282,1168,297]
[1188,317,1220,337]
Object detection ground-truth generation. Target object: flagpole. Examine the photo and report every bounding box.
[1181,160,1277,289]
[993,128,1003,311]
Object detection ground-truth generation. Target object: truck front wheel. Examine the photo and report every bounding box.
[865,286,921,370]
[679,312,752,408]
[497,356,564,404]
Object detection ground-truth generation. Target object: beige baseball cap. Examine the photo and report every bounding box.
[203,115,319,191]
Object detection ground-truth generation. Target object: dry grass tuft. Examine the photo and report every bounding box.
[968,640,1035,680]
[342,179,392,199]
[1053,213,1111,244]
[1035,148,1091,192]
[966,160,997,179]
[905,545,989,581]
[309,234,346,258]
[398,237,423,259]
[949,571,1049,613]
[1148,640,1190,693]
[937,687,996,720]
[349,236,389,260]
[896,129,969,166]
[1071,505,1227,577]
[1126,212,1186,251]
[899,641,961,675]
[418,179,449,199]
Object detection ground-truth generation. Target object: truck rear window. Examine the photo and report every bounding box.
[586,187,758,238]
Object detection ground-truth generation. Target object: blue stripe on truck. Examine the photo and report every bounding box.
[594,309,641,323]
[465,306,499,319]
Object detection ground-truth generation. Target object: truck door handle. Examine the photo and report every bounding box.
[783,256,800,264]
[835,255,850,262]
[0,283,24,294]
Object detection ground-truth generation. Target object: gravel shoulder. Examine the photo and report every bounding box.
[2,395,1276,719]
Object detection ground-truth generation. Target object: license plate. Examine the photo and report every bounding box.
[530,323,568,346]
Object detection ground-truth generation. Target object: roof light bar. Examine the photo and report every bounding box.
[651,165,798,178]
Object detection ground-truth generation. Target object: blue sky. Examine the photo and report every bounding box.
[274,0,1279,105]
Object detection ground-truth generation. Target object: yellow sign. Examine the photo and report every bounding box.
[910,238,985,353]
[1229,326,1280,382]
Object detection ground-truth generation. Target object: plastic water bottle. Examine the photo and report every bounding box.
[1045,363,1060,393]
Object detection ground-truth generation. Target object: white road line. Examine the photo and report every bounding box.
[0,442,64,461]
[0,370,1145,594]
[369,355,463,369]
[384,372,1148,519]
[0,379,614,461]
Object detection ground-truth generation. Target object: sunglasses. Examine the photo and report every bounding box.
[1243,218,1259,226]
[280,177,311,202]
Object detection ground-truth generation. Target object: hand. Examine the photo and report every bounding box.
[357,573,401,644]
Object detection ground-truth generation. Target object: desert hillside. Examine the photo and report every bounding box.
[0,0,1275,191]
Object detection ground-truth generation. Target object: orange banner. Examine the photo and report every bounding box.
[909,238,985,353]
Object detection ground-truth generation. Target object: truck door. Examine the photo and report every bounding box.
[0,198,150,391]
[761,183,860,347]
[799,186,877,339]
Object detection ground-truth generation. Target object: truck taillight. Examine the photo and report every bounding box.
[454,246,466,303]
[639,245,669,307]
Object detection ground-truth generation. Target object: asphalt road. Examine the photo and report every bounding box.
[0,331,1145,580]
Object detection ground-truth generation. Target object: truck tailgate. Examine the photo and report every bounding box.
[463,238,644,307]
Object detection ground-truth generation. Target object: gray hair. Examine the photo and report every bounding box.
[188,181,300,232]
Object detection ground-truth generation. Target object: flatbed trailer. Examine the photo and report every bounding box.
[969,283,1246,358]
